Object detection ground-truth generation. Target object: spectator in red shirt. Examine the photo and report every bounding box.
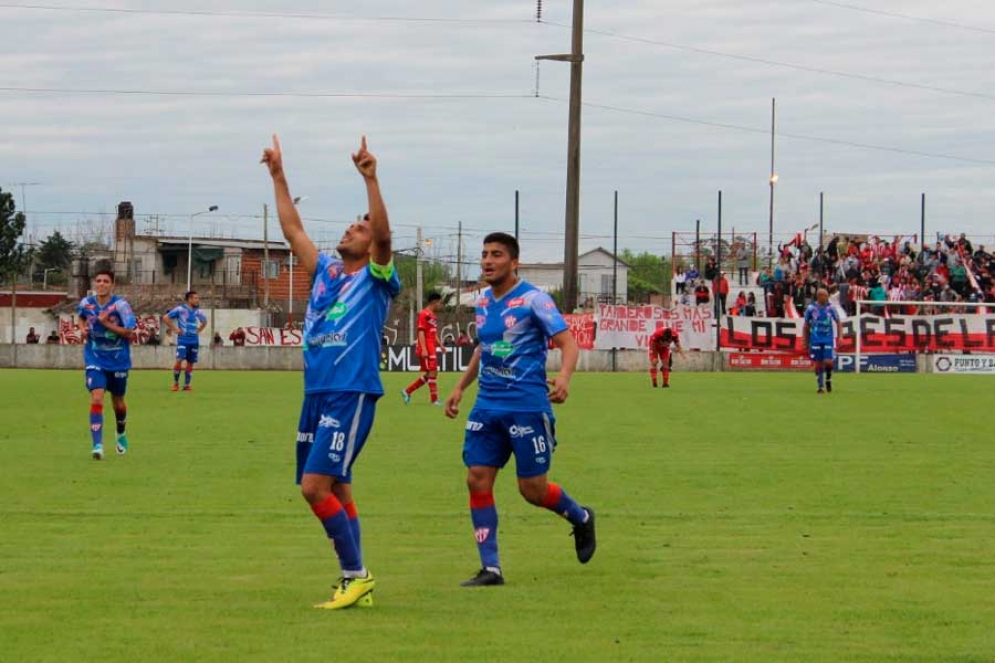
[228,327,247,347]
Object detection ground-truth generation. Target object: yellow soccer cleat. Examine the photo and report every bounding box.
[314,573,376,610]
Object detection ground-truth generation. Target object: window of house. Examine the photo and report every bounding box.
[264,260,280,279]
[226,256,242,285]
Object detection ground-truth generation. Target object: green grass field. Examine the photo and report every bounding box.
[1,368,993,662]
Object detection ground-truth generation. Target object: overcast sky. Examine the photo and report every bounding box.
[2,0,995,266]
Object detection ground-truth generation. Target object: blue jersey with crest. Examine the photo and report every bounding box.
[303,253,401,396]
[166,304,207,344]
[804,302,840,344]
[473,280,569,413]
[77,294,137,371]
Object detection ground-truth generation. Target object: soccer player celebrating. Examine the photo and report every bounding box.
[445,232,596,587]
[402,292,443,405]
[802,287,842,394]
[162,291,207,391]
[648,325,686,388]
[77,268,137,460]
[262,134,400,610]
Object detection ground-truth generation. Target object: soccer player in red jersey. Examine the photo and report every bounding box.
[402,292,443,405]
[648,325,686,388]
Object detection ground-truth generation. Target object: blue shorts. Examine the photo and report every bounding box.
[85,368,129,396]
[296,392,379,484]
[176,343,199,364]
[463,409,557,479]
[809,343,835,363]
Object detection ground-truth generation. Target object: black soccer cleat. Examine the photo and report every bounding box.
[460,568,505,587]
[826,380,833,393]
[572,507,597,564]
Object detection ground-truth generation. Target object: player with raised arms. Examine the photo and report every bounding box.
[262,134,400,609]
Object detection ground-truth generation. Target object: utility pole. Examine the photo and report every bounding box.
[262,203,270,310]
[416,226,424,312]
[537,0,584,312]
[514,190,520,242]
[768,97,777,270]
[455,221,462,322]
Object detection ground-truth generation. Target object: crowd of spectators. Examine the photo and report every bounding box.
[726,233,995,317]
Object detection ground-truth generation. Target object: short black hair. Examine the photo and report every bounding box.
[185,290,197,301]
[427,292,442,303]
[483,232,519,260]
[93,268,115,282]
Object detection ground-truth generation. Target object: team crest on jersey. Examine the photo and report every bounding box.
[327,263,342,279]
[474,527,491,543]
[503,315,517,329]
[475,315,486,327]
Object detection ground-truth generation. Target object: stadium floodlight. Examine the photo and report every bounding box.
[187,205,219,292]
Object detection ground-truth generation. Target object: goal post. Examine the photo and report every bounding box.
[853,299,995,374]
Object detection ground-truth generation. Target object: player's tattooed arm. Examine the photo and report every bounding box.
[261,134,319,276]
[352,136,392,267]
[445,346,481,419]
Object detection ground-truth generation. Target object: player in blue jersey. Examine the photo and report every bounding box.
[262,134,399,610]
[77,268,137,460]
[802,288,842,394]
[444,232,596,587]
[162,291,208,391]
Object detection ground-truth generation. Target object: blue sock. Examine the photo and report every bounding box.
[542,483,588,526]
[89,403,103,447]
[470,491,500,570]
[345,502,362,568]
[184,369,192,386]
[816,367,825,389]
[311,495,362,573]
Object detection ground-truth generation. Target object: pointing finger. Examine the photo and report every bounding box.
[360,135,367,152]
[272,134,281,152]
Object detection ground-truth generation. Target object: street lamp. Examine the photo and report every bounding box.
[187,205,219,292]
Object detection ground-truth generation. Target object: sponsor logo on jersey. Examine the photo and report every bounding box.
[543,301,556,309]
[483,366,515,379]
[477,297,489,307]
[296,432,314,444]
[466,421,484,432]
[474,527,491,543]
[507,297,526,309]
[329,453,342,462]
[326,302,348,321]
[508,425,535,438]
[318,415,341,429]
[308,331,349,347]
[491,340,514,358]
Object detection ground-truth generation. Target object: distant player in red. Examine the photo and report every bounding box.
[648,326,686,388]
[402,292,443,405]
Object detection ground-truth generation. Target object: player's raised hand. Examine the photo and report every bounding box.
[351,136,377,180]
[547,376,570,404]
[261,134,284,178]
[444,387,463,419]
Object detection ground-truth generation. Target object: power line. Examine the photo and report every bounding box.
[540,21,995,102]
[538,95,995,166]
[0,86,533,100]
[0,3,533,24]
[806,0,995,36]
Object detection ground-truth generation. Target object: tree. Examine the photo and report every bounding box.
[0,188,29,286]
[620,249,670,303]
[34,230,74,284]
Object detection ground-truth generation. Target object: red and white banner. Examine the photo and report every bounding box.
[594,304,715,351]
[561,313,596,350]
[727,352,812,371]
[243,326,304,347]
[720,313,995,354]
